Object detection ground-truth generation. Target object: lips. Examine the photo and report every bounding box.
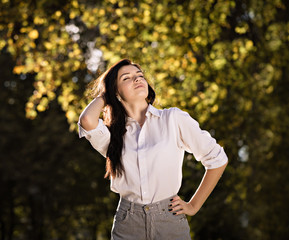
[134,84,145,89]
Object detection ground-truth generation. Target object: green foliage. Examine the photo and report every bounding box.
[0,51,117,239]
[1,0,289,239]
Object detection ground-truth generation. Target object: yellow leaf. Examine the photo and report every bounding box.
[190,96,199,105]
[235,26,247,34]
[46,72,52,80]
[28,29,39,39]
[48,25,55,32]
[29,41,36,48]
[99,9,105,16]
[26,109,37,119]
[23,45,29,52]
[26,102,34,108]
[66,110,76,120]
[20,27,27,33]
[44,42,52,49]
[110,24,118,31]
[191,57,197,64]
[73,48,81,55]
[70,11,76,19]
[115,9,122,16]
[82,14,91,23]
[213,58,226,70]
[47,91,56,100]
[118,0,124,7]
[195,36,202,43]
[13,65,25,74]
[34,16,45,25]
[37,104,46,112]
[211,104,219,113]
[55,11,62,18]
[245,40,254,50]
[72,0,79,8]
[58,39,66,45]
[168,88,176,95]
[180,101,186,107]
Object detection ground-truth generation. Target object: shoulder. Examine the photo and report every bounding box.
[162,107,201,128]
[161,107,190,118]
[154,107,194,125]
[159,106,181,114]
[150,105,195,120]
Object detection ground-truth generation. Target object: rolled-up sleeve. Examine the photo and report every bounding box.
[174,108,228,169]
[78,119,111,157]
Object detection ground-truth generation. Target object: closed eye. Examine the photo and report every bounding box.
[124,76,144,81]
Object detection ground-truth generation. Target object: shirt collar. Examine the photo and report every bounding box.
[145,104,161,118]
[126,104,161,123]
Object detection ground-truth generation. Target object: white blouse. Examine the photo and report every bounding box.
[78,104,228,204]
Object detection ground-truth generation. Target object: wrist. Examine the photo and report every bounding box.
[188,200,202,212]
[185,201,199,216]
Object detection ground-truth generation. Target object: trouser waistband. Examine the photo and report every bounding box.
[117,195,176,214]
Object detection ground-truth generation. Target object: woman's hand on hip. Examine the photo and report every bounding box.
[169,196,199,216]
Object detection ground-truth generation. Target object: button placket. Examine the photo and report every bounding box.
[137,122,149,202]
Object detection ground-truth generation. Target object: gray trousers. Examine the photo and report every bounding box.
[111,196,191,240]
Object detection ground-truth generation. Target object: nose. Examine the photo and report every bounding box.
[134,76,141,82]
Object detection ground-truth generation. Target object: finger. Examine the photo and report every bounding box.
[170,204,183,212]
[171,196,184,205]
[170,201,187,211]
[173,209,184,215]
[170,196,180,202]
[169,199,180,208]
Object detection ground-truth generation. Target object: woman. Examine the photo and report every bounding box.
[78,59,228,240]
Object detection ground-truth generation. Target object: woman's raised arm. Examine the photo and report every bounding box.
[79,96,105,131]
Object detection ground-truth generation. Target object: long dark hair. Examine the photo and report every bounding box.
[89,59,155,178]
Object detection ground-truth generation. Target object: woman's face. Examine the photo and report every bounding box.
[116,65,148,103]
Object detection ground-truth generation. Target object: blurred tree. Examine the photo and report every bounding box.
[1,0,289,239]
[0,52,116,239]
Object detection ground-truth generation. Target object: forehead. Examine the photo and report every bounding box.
[117,65,141,79]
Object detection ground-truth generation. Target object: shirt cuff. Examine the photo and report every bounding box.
[201,147,228,170]
[78,119,108,140]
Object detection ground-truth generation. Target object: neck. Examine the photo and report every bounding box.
[122,100,149,126]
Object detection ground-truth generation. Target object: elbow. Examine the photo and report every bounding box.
[219,148,229,169]
[224,154,229,167]
[79,113,88,125]
[220,158,228,171]
[220,157,229,169]
[79,114,98,131]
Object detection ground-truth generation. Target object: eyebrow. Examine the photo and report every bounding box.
[119,70,142,79]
